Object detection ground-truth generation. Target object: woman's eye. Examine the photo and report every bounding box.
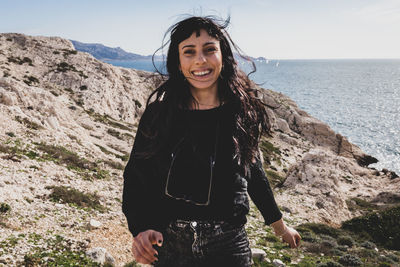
[183,50,195,55]
[205,47,217,53]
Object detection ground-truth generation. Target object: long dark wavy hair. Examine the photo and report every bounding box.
[139,15,271,176]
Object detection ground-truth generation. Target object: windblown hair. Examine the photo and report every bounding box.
[139,15,271,175]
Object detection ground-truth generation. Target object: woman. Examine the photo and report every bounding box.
[122,16,301,267]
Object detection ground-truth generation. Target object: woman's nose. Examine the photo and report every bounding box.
[195,52,206,64]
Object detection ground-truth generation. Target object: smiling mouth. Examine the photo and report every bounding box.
[192,69,212,77]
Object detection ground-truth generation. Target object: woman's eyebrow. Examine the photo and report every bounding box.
[181,41,218,50]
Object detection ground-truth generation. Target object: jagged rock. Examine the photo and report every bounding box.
[251,248,266,261]
[86,247,115,266]
[275,118,291,133]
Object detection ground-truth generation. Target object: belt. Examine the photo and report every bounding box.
[169,219,242,231]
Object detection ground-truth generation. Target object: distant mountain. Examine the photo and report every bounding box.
[70,40,266,63]
[70,40,155,61]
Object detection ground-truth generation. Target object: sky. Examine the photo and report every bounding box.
[1,0,400,59]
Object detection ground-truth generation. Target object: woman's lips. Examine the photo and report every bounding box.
[191,69,212,78]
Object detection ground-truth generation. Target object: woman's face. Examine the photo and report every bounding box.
[178,29,223,93]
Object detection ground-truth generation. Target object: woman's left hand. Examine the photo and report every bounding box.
[280,226,301,248]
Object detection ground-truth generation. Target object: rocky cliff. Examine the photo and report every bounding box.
[0,33,399,266]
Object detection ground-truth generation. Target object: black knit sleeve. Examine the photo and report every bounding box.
[247,158,283,225]
[122,104,160,237]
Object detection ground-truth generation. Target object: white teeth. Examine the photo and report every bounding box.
[193,70,211,76]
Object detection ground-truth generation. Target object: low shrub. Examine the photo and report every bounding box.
[317,261,343,267]
[297,223,343,238]
[48,186,105,211]
[342,205,400,250]
[337,236,355,247]
[0,203,11,213]
[338,254,362,266]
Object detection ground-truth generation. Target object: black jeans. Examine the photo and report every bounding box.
[153,219,252,267]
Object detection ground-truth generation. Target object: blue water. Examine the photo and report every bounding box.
[106,59,400,175]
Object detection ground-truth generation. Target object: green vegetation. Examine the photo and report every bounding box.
[1,139,113,180]
[259,139,281,164]
[22,234,100,266]
[7,56,33,66]
[55,62,87,78]
[123,261,141,267]
[61,49,78,57]
[346,197,379,213]
[47,185,105,212]
[259,138,285,187]
[23,75,39,86]
[79,85,88,90]
[0,139,39,161]
[265,169,286,188]
[133,99,142,108]
[15,116,44,130]
[56,62,77,72]
[106,128,133,141]
[342,205,400,250]
[35,142,91,170]
[6,132,15,137]
[50,90,59,96]
[0,202,11,213]
[86,109,133,131]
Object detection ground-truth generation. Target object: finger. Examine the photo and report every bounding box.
[134,241,155,264]
[295,235,301,247]
[141,235,159,260]
[150,231,164,246]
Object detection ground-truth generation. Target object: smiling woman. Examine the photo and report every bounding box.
[122,15,301,267]
[178,29,223,108]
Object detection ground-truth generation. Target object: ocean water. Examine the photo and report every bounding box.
[106,59,400,175]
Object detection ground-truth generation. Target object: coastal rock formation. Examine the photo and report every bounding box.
[0,33,399,265]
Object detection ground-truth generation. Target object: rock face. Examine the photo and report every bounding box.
[259,89,400,225]
[0,33,399,265]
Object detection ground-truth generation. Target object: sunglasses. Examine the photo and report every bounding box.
[165,121,220,206]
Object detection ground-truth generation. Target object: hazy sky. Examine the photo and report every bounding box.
[2,0,400,59]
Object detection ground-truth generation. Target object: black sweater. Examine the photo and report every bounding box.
[122,101,282,236]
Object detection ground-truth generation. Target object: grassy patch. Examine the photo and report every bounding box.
[6,132,15,137]
[296,223,343,238]
[259,138,281,165]
[107,128,134,142]
[7,56,33,66]
[35,142,92,170]
[23,234,100,266]
[342,205,400,250]
[86,109,133,131]
[23,75,39,86]
[61,49,78,57]
[56,62,77,72]
[15,116,44,130]
[346,197,379,213]
[265,169,286,188]
[0,202,11,213]
[54,62,87,78]
[0,140,38,161]
[47,186,105,212]
[133,99,142,108]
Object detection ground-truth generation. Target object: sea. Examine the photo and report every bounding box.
[105,59,400,175]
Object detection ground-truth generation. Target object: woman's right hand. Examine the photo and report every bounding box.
[132,229,163,264]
